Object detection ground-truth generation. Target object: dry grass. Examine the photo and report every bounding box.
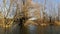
[55,21,60,26]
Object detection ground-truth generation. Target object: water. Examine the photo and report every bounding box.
[0,24,60,34]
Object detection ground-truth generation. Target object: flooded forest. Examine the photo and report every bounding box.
[0,0,60,34]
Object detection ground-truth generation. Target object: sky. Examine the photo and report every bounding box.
[33,0,60,3]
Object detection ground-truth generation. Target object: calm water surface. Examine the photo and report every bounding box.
[0,24,60,34]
